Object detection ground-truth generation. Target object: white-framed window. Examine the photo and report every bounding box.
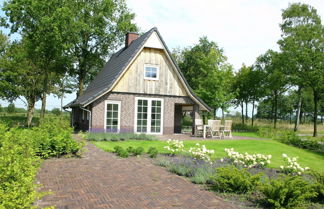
[104,100,121,132]
[144,64,159,80]
[134,97,163,134]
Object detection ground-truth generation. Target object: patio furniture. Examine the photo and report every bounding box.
[208,120,222,139]
[222,120,232,138]
[194,119,204,136]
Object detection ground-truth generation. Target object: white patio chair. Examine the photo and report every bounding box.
[208,120,222,139]
[194,119,204,136]
[222,120,232,138]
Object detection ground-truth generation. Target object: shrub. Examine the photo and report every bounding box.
[232,123,259,132]
[113,146,128,158]
[126,146,134,153]
[309,171,324,203]
[133,147,144,156]
[280,153,309,175]
[147,147,158,158]
[188,143,214,163]
[30,118,82,158]
[163,139,184,155]
[210,166,263,194]
[189,165,215,184]
[260,175,316,209]
[86,132,157,141]
[224,148,271,168]
[0,125,39,209]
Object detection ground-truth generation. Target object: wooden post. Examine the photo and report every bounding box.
[192,104,200,136]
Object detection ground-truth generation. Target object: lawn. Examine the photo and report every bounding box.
[93,139,324,172]
[232,132,260,138]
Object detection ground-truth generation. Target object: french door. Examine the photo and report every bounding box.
[135,98,163,134]
[105,100,121,132]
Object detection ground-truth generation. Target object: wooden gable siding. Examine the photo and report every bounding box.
[112,48,188,96]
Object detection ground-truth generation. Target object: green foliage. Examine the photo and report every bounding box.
[86,132,157,141]
[278,3,324,137]
[133,147,144,156]
[232,123,259,132]
[113,146,128,158]
[65,0,138,95]
[51,108,61,116]
[272,130,324,153]
[29,118,82,158]
[260,175,316,208]
[210,166,262,194]
[309,171,324,203]
[7,103,16,113]
[177,37,234,112]
[147,147,158,158]
[0,124,40,208]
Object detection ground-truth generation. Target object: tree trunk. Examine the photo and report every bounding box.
[77,67,86,97]
[40,92,47,121]
[222,108,225,121]
[313,90,318,137]
[213,108,217,119]
[245,101,248,123]
[294,88,302,132]
[60,93,64,113]
[251,100,255,126]
[274,93,278,129]
[271,99,274,123]
[26,97,36,127]
[241,102,244,124]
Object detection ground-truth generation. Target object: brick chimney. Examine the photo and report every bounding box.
[125,32,139,47]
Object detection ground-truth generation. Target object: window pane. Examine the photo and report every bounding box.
[113,104,118,111]
[113,112,118,118]
[107,111,112,118]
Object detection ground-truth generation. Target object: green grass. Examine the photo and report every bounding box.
[93,139,324,172]
[232,132,260,138]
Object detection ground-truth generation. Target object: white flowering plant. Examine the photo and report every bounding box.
[224,148,271,168]
[164,139,184,155]
[280,153,309,175]
[188,143,215,163]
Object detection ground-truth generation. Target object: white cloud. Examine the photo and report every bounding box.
[127,0,324,70]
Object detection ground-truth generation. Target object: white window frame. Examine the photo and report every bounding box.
[144,64,159,80]
[134,97,164,135]
[104,100,121,132]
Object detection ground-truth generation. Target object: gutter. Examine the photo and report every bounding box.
[80,106,92,131]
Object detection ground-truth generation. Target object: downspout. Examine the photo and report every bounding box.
[80,106,92,131]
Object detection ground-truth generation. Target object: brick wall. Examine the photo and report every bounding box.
[90,92,195,134]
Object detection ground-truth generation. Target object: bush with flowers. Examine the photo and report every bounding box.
[280,153,309,175]
[188,143,215,163]
[164,139,184,155]
[224,148,271,168]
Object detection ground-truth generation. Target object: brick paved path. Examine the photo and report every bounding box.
[36,143,237,209]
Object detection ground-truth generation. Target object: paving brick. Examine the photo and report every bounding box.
[36,142,237,209]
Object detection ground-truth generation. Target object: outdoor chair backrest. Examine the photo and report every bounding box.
[195,119,203,130]
[208,120,221,131]
[224,120,232,130]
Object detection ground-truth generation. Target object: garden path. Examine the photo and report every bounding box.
[36,141,236,209]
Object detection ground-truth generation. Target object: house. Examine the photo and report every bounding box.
[65,27,210,135]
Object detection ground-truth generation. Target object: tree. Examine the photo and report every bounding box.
[232,64,251,124]
[254,50,288,129]
[2,0,74,120]
[0,38,43,126]
[177,37,234,119]
[7,103,15,113]
[66,0,138,97]
[278,3,324,136]
[51,108,61,116]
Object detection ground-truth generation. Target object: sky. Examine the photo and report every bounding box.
[1,0,323,115]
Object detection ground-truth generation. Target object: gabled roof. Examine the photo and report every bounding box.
[65,27,211,111]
